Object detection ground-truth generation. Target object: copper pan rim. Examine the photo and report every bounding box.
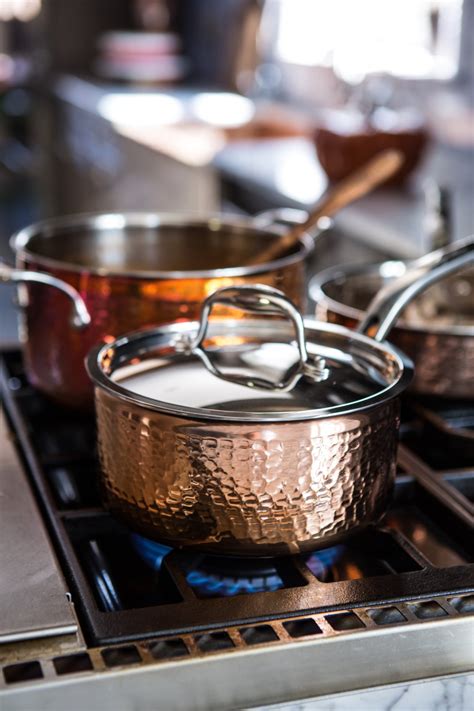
[11,211,313,280]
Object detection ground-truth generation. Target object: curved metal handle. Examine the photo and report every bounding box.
[177,284,328,391]
[358,236,474,341]
[0,261,91,329]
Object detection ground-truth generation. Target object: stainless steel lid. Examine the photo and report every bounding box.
[87,286,412,422]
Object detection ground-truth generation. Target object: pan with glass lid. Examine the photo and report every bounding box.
[87,241,473,556]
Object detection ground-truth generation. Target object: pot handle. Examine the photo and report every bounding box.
[178,284,328,391]
[358,236,474,341]
[0,260,91,329]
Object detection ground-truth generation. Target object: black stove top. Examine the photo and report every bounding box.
[1,351,473,648]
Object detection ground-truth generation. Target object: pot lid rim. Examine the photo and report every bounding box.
[86,319,414,422]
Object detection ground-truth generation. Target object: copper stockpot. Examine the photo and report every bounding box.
[309,243,474,399]
[86,241,472,556]
[0,212,312,409]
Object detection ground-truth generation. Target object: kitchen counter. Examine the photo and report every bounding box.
[54,75,232,167]
[256,673,473,711]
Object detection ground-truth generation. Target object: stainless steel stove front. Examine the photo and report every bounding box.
[1,588,473,711]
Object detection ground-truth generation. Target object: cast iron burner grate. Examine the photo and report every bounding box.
[400,396,474,470]
[1,351,473,647]
[128,533,422,602]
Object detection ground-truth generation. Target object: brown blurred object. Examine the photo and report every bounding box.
[314,109,428,185]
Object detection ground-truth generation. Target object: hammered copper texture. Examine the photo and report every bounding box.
[19,257,305,409]
[95,389,399,556]
[315,305,474,399]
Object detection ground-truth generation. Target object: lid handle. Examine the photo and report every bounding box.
[180,284,329,391]
[358,236,474,341]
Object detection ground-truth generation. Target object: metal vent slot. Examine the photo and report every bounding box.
[53,653,93,675]
[449,594,474,613]
[101,646,141,668]
[325,612,365,631]
[239,625,279,645]
[407,601,449,619]
[283,618,322,638]
[195,632,235,653]
[367,606,407,625]
[147,638,190,660]
[3,661,43,685]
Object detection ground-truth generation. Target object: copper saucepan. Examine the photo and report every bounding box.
[0,212,313,409]
[309,238,474,398]
[86,240,473,557]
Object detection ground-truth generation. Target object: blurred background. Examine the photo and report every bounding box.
[0,0,473,264]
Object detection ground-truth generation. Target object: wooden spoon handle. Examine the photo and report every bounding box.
[248,149,404,266]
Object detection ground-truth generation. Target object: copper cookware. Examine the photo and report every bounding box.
[86,241,472,556]
[1,212,312,409]
[310,238,474,398]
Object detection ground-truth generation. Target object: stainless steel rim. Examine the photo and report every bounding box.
[11,211,313,279]
[86,319,413,423]
[309,262,474,337]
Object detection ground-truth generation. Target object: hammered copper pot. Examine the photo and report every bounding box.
[0,212,312,409]
[87,286,414,557]
[94,383,401,556]
[309,246,474,398]
[86,242,473,557]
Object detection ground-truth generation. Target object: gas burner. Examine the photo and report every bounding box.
[183,555,286,597]
[131,534,171,571]
[132,534,286,596]
[132,534,346,597]
[304,546,346,581]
